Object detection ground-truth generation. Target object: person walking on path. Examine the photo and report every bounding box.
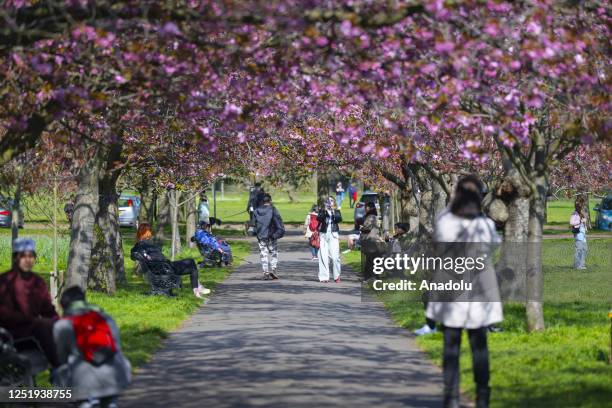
[304,204,320,261]
[570,198,588,270]
[335,182,345,209]
[426,175,502,408]
[247,183,265,233]
[317,197,342,283]
[254,194,285,280]
[0,238,60,368]
[53,286,131,408]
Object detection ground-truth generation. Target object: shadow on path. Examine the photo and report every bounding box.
[121,236,444,408]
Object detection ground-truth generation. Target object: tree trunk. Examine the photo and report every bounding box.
[50,178,59,306]
[316,171,330,205]
[115,220,126,284]
[10,175,22,248]
[137,177,154,224]
[156,190,170,240]
[398,182,419,233]
[169,189,181,260]
[89,144,123,293]
[66,152,102,289]
[577,191,591,228]
[525,175,547,331]
[185,192,197,248]
[490,165,530,304]
[149,190,158,225]
[418,176,447,240]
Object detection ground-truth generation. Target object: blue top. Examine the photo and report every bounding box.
[194,229,220,251]
[575,223,587,242]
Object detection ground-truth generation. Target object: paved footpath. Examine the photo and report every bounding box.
[121,235,444,408]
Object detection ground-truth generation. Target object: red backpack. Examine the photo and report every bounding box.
[67,310,117,366]
[308,213,319,232]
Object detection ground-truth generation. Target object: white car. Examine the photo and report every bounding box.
[0,195,24,228]
[118,196,141,228]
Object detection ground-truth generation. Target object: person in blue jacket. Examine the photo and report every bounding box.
[193,221,221,252]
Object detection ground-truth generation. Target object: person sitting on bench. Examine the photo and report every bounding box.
[130,223,210,298]
[0,238,59,368]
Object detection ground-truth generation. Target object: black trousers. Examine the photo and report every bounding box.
[442,326,489,398]
[171,259,200,289]
[362,253,375,281]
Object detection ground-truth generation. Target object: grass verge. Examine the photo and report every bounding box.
[0,229,252,382]
[342,238,612,408]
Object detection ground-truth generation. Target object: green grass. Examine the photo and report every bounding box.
[208,191,360,225]
[209,191,318,224]
[343,238,612,408]
[546,199,599,226]
[0,228,251,380]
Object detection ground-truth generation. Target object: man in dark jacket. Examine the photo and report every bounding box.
[247,183,266,231]
[0,238,59,367]
[254,194,284,280]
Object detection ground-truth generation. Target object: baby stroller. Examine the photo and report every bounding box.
[195,239,233,268]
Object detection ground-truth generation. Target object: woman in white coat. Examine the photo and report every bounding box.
[426,175,502,408]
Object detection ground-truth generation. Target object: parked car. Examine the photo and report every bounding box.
[118,195,141,228]
[594,195,612,231]
[0,195,24,228]
[353,191,380,230]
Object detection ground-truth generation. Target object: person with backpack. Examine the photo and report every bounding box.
[317,197,343,283]
[254,194,285,280]
[304,204,320,261]
[53,286,131,408]
[570,198,588,270]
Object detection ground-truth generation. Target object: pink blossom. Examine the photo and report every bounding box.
[435,41,455,53]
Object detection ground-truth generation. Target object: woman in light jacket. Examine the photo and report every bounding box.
[426,175,502,408]
[317,197,342,282]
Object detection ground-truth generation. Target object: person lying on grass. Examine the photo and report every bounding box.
[130,223,210,298]
[53,285,131,408]
[0,238,60,369]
